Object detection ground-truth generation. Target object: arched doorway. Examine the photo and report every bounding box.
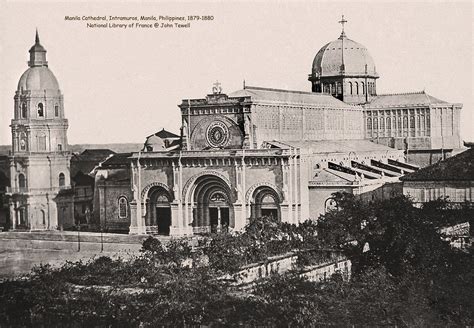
[147,187,172,235]
[251,186,281,221]
[208,191,230,233]
[191,175,234,234]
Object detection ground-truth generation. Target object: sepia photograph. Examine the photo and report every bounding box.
[0,0,472,326]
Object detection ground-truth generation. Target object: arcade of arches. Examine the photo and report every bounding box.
[139,175,283,236]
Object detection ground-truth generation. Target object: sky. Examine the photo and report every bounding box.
[0,1,472,145]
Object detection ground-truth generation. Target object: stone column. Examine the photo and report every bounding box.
[292,150,298,224]
[9,200,16,230]
[129,159,146,235]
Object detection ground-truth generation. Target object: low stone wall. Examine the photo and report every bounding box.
[223,249,351,287]
[300,258,351,282]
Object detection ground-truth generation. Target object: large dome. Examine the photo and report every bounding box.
[17,66,60,91]
[312,35,377,77]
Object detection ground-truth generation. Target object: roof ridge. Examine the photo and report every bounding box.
[244,85,328,96]
[377,91,425,96]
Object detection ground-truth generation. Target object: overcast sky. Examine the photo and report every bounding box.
[0,1,472,145]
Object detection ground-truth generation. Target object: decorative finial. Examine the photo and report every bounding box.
[35,28,40,44]
[338,14,348,38]
[212,80,222,95]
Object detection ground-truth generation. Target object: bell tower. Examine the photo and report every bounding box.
[8,30,71,231]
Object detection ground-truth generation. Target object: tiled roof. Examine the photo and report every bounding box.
[78,149,116,157]
[101,153,132,167]
[266,139,399,153]
[401,148,474,181]
[365,91,448,108]
[152,128,180,139]
[229,86,358,109]
[71,149,116,176]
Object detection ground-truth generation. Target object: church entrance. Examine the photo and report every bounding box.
[191,174,234,234]
[155,207,171,236]
[209,192,230,233]
[147,187,172,235]
[251,186,281,221]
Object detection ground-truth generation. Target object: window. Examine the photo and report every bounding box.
[118,196,128,219]
[37,103,44,117]
[355,82,359,95]
[349,82,353,95]
[373,117,378,130]
[18,173,26,189]
[337,82,342,95]
[18,208,26,226]
[54,104,59,117]
[59,173,65,187]
[380,117,385,130]
[361,82,365,94]
[20,133,27,151]
[403,116,408,129]
[58,144,62,151]
[366,118,372,131]
[41,210,46,225]
[386,117,391,130]
[21,103,27,118]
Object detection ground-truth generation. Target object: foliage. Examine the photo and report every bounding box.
[317,192,474,325]
[141,236,193,267]
[0,197,473,326]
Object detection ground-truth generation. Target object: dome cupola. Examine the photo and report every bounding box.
[17,30,59,92]
[309,16,379,105]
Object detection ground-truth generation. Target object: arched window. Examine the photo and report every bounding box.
[361,82,365,94]
[367,118,372,130]
[403,116,408,129]
[118,196,128,219]
[41,210,46,225]
[410,116,415,129]
[380,117,385,130]
[18,173,26,190]
[19,133,27,151]
[349,82,353,95]
[37,103,44,117]
[337,82,342,95]
[59,173,65,187]
[54,104,59,117]
[21,103,27,118]
[373,117,378,130]
[355,82,359,95]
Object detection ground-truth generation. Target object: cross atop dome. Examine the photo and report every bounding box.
[338,14,348,39]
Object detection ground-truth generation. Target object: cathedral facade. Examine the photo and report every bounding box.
[1,22,463,234]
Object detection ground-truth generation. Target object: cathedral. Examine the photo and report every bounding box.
[0,20,463,235]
